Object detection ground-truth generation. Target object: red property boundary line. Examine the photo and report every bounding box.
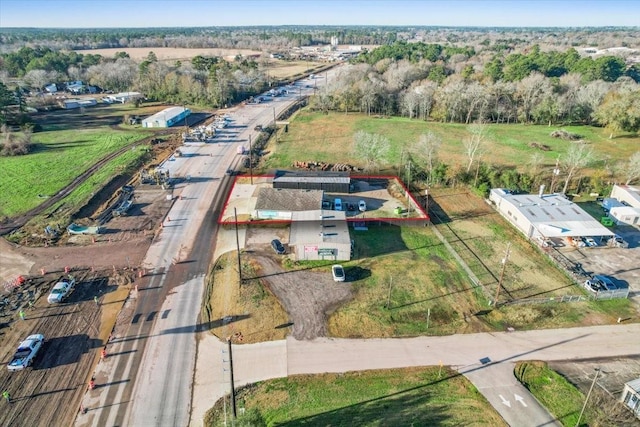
[218,174,429,225]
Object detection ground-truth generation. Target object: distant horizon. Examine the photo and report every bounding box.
[1,0,639,29]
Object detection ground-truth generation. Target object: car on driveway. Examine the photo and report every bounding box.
[271,239,286,255]
[47,277,76,303]
[584,275,617,292]
[332,264,345,282]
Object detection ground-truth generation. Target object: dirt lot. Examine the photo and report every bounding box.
[206,230,353,342]
[0,268,133,427]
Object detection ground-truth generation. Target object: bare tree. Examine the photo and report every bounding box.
[23,69,50,91]
[410,131,442,184]
[353,130,390,172]
[464,122,488,172]
[528,152,545,187]
[621,151,640,185]
[516,72,553,123]
[560,143,594,194]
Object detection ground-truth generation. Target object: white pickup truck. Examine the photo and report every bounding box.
[7,334,45,372]
[47,276,76,303]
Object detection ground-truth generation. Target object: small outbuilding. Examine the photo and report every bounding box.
[61,98,97,109]
[273,170,351,193]
[609,206,640,226]
[142,106,191,128]
[621,378,640,420]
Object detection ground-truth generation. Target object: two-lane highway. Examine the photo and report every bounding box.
[75,74,326,426]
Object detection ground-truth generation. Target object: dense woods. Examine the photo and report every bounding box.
[0,27,639,138]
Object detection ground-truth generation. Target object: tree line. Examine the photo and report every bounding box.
[310,42,640,137]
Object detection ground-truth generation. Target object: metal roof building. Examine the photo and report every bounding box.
[272,171,351,193]
[611,184,640,208]
[254,188,324,220]
[489,188,614,239]
[142,106,191,128]
[289,210,351,260]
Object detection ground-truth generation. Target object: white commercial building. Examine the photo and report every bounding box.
[489,188,614,240]
[142,106,191,128]
[610,184,640,208]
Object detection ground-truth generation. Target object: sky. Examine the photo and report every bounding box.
[0,0,638,28]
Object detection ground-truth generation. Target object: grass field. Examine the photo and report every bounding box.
[0,128,150,218]
[205,367,506,427]
[265,111,639,175]
[514,361,593,427]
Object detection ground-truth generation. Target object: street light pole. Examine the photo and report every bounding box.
[494,243,511,306]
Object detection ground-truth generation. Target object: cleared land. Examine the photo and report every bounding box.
[264,111,639,174]
[0,269,132,427]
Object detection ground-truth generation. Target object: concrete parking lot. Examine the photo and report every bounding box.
[558,225,640,302]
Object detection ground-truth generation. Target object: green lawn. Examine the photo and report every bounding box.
[265,112,639,173]
[0,127,150,217]
[205,367,506,427]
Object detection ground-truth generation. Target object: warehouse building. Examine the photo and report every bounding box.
[289,210,351,261]
[142,106,191,128]
[489,188,614,241]
[272,170,351,193]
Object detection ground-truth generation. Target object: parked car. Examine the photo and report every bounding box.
[271,239,286,255]
[584,237,598,247]
[332,265,345,282]
[608,235,629,248]
[584,275,617,292]
[334,198,343,211]
[7,334,45,372]
[47,277,76,303]
[358,200,367,212]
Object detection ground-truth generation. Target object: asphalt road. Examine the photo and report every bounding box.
[75,75,325,426]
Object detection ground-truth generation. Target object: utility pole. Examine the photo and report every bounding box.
[227,338,237,419]
[248,134,253,185]
[494,243,511,306]
[234,208,241,286]
[550,157,561,193]
[575,368,600,427]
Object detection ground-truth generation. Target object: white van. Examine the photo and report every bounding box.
[334,198,343,211]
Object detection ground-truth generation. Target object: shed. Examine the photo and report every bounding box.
[273,170,351,193]
[254,188,323,220]
[609,206,640,226]
[289,210,351,261]
[621,378,640,420]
